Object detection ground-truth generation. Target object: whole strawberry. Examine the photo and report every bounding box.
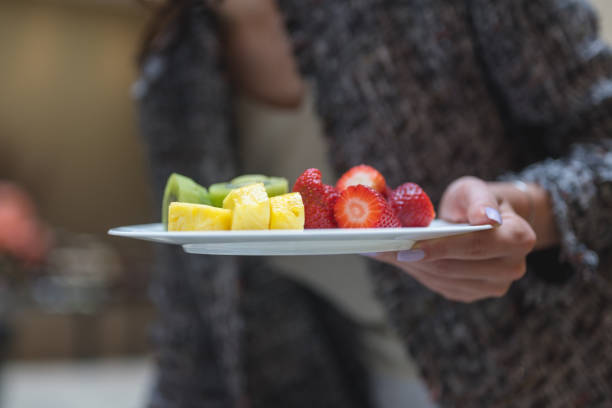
[389,182,435,227]
[334,185,401,228]
[336,164,387,195]
[323,184,341,209]
[293,168,338,228]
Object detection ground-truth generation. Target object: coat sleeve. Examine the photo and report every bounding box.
[136,8,243,408]
[470,0,612,276]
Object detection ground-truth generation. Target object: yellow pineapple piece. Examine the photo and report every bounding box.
[269,193,305,230]
[168,202,231,231]
[223,183,270,230]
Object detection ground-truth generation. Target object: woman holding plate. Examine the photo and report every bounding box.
[135,0,612,406]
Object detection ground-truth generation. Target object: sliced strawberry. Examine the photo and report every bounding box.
[389,182,435,227]
[293,168,337,228]
[336,165,387,194]
[334,185,401,228]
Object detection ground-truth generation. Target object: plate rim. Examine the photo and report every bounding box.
[108,221,493,239]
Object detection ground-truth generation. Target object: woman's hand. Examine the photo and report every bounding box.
[368,177,539,302]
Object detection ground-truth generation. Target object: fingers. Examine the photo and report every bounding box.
[410,209,535,261]
[416,257,526,282]
[369,252,526,282]
[365,252,519,302]
[360,175,538,303]
[439,176,502,226]
[365,200,535,266]
[408,268,512,302]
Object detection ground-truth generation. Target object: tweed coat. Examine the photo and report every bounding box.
[136,0,612,406]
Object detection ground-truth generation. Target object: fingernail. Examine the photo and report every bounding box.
[485,207,503,225]
[360,252,379,257]
[396,249,425,263]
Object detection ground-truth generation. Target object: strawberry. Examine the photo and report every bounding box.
[389,182,435,227]
[336,165,387,194]
[383,185,393,199]
[293,168,338,228]
[323,184,340,208]
[334,185,401,228]
[377,205,403,228]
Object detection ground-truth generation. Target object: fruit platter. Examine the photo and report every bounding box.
[108,166,491,255]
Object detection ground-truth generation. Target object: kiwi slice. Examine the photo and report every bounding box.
[209,183,235,208]
[162,173,211,228]
[230,174,268,185]
[209,174,289,207]
[261,177,290,196]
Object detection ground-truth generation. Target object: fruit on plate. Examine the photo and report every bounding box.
[209,174,288,207]
[293,168,338,228]
[167,202,231,231]
[334,185,401,228]
[160,166,435,232]
[230,174,268,185]
[389,182,435,227]
[323,184,341,210]
[232,175,288,197]
[269,192,305,230]
[162,173,211,228]
[223,183,270,230]
[336,164,387,195]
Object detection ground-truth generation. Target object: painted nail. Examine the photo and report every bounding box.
[360,253,379,257]
[396,249,425,263]
[485,207,503,225]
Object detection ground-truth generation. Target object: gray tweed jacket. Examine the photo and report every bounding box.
[137,0,612,406]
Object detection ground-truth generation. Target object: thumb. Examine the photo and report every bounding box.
[439,177,502,226]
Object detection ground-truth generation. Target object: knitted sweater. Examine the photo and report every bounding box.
[136,0,612,406]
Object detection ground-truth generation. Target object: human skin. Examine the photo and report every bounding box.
[214,0,559,302]
[214,0,305,108]
[367,177,556,302]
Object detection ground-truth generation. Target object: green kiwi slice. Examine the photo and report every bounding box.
[209,175,289,207]
[262,177,290,196]
[162,173,211,227]
[230,174,268,185]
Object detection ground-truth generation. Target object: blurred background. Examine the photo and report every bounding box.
[0,0,610,407]
[0,0,153,407]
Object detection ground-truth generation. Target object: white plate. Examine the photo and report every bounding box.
[108,220,492,256]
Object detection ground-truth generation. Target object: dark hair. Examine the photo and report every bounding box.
[137,0,190,65]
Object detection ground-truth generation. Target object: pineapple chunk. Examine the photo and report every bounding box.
[168,202,231,231]
[223,183,270,230]
[270,193,305,230]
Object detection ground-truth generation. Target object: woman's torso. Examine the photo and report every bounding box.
[140,0,612,406]
[279,0,519,200]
